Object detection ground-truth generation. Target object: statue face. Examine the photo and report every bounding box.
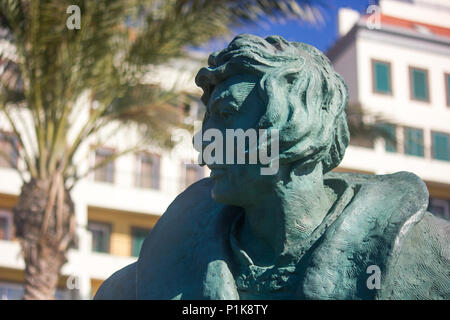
[202,73,276,206]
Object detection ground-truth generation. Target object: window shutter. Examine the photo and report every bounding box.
[433,132,449,161]
[132,228,151,257]
[380,123,396,152]
[412,69,428,100]
[374,62,390,93]
[405,128,424,157]
[446,74,450,105]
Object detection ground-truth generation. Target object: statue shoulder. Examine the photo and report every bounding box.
[304,171,431,299]
[337,170,430,262]
[96,178,221,300]
[331,171,449,299]
[136,178,236,299]
[328,170,429,219]
[378,212,450,299]
[94,262,137,300]
[327,170,428,197]
[143,177,219,242]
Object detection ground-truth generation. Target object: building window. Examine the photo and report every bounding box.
[87,221,111,253]
[0,282,24,300]
[445,73,450,107]
[379,123,397,153]
[409,67,429,102]
[0,282,70,300]
[372,60,392,94]
[349,135,375,149]
[404,127,424,157]
[131,227,151,257]
[432,131,450,161]
[183,163,203,189]
[428,198,450,221]
[136,153,160,189]
[93,148,115,183]
[0,209,13,240]
[0,132,18,168]
[54,289,72,300]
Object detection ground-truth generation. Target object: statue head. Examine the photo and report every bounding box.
[194,34,349,205]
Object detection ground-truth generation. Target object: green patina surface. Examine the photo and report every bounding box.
[95,34,450,300]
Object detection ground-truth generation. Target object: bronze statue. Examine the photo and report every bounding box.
[95,34,450,300]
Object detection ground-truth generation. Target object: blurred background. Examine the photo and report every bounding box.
[0,0,449,299]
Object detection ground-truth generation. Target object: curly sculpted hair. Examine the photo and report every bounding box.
[195,34,349,173]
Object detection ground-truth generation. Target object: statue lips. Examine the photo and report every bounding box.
[208,164,227,179]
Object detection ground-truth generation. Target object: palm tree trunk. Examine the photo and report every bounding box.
[13,175,77,300]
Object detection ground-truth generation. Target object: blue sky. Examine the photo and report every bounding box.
[195,0,376,54]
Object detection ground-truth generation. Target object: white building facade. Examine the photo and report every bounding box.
[329,0,450,220]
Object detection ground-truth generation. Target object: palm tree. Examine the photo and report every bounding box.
[346,103,399,148]
[0,0,324,299]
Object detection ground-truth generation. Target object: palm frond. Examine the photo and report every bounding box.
[0,0,326,182]
[127,0,326,65]
[347,103,398,146]
[105,84,187,148]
